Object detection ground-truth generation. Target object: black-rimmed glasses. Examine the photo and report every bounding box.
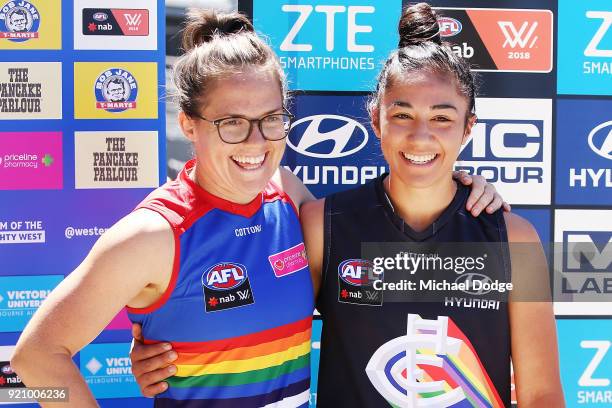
[192,109,294,144]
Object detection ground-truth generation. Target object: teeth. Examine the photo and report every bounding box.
[231,154,265,165]
[402,152,436,164]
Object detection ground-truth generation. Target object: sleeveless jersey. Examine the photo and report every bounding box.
[316,175,511,408]
[127,160,314,408]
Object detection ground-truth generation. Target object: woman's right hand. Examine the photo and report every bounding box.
[130,323,178,397]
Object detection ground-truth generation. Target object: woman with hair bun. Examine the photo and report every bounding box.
[11,7,507,408]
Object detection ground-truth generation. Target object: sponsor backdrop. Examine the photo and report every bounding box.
[0,0,165,406]
[240,0,609,407]
[0,0,610,406]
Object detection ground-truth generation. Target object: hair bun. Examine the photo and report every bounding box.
[398,2,441,48]
[182,9,254,51]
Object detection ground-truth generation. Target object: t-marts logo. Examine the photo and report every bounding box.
[434,8,553,72]
[0,1,40,42]
[253,0,401,91]
[455,98,552,205]
[554,210,612,315]
[288,115,368,158]
[83,9,149,36]
[338,259,382,306]
[94,68,138,112]
[366,314,505,407]
[202,262,255,312]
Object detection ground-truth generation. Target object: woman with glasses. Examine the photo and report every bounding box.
[11,9,505,408]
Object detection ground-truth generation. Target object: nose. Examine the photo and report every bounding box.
[245,121,267,144]
[410,119,433,143]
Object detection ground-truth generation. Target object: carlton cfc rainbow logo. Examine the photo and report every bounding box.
[338,259,375,286]
[94,68,138,113]
[365,314,505,408]
[202,263,248,291]
[0,1,40,42]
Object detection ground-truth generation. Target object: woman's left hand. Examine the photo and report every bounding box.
[453,171,511,216]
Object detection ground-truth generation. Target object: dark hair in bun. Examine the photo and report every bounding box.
[369,2,477,122]
[172,9,286,118]
[398,2,441,47]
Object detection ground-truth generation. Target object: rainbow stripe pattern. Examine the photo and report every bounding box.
[151,316,312,407]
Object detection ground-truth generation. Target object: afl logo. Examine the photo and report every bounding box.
[94,68,138,113]
[202,263,248,291]
[93,12,108,22]
[1,364,13,375]
[338,259,375,286]
[438,17,462,37]
[0,1,40,42]
[455,273,493,295]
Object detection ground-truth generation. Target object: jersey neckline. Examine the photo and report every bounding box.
[375,174,469,241]
[179,159,263,218]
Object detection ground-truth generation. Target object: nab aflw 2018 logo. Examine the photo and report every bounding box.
[366,314,504,407]
[0,1,40,42]
[338,259,382,306]
[201,262,254,312]
[94,68,138,113]
[83,9,149,37]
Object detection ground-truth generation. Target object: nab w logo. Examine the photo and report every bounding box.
[584,11,612,58]
[498,21,539,49]
[288,115,368,158]
[124,13,142,28]
[564,231,612,273]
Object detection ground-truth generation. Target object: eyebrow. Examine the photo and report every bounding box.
[221,107,284,118]
[391,101,458,111]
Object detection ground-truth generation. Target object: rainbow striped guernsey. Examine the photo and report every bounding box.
[128,160,314,407]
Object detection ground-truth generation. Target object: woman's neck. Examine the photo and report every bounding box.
[384,174,457,232]
[189,162,259,205]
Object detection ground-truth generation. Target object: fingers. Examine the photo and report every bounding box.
[132,323,143,343]
[452,170,473,185]
[503,201,512,212]
[485,195,503,214]
[138,365,177,397]
[465,175,486,212]
[470,182,496,216]
[141,381,170,398]
[130,341,173,365]
[131,349,177,377]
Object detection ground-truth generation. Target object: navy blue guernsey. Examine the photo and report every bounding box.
[316,175,511,408]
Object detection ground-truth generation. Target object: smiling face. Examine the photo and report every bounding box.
[179,68,286,203]
[372,71,476,190]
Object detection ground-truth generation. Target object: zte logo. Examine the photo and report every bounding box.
[499,21,539,49]
[287,115,368,158]
[280,5,375,52]
[579,341,610,387]
[564,232,612,273]
[584,11,612,57]
[460,120,543,162]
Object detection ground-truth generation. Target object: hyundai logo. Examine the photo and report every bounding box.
[287,115,369,159]
[588,120,612,160]
[455,273,493,295]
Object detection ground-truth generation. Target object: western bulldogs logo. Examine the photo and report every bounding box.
[201,262,254,312]
[94,68,138,113]
[0,1,40,42]
[338,259,383,306]
[366,314,504,407]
